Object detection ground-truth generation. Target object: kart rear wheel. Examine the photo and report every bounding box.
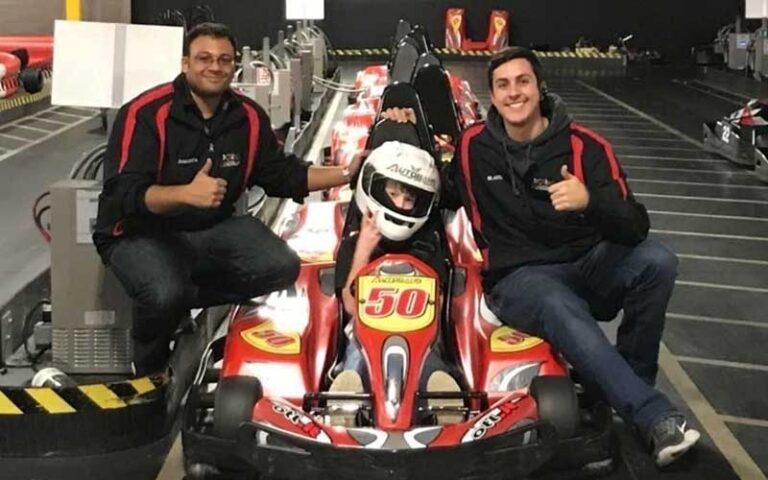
[531,375,579,440]
[20,68,43,94]
[214,375,263,440]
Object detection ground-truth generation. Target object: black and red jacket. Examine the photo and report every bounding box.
[448,94,649,291]
[93,74,309,259]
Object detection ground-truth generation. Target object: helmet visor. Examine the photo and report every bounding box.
[369,174,435,218]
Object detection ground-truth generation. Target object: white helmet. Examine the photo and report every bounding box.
[355,141,440,241]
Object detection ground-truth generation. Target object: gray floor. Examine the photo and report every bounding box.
[551,74,768,478]
[1,63,767,479]
[0,106,102,310]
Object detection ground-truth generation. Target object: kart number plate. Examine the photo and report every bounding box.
[357,276,436,333]
[241,320,301,355]
[490,326,544,353]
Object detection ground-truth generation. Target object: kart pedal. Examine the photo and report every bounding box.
[327,370,364,427]
[427,371,464,425]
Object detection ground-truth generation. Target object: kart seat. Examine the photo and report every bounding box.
[393,19,412,47]
[413,62,461,143]
[367,119,421,150]
[378,82,436,156]
[390,37,421,83]
[408,24,432,55]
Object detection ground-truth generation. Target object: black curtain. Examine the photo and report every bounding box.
[132,0,742,60]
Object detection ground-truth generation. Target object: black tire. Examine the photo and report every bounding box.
[213,376,263,439]
[20,68,43,94]
[530,375,579,440]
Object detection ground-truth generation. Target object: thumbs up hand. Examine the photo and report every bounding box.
[186,159,228,208]
[548,165,589,212]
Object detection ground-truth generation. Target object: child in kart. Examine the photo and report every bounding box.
[330,141,461,422]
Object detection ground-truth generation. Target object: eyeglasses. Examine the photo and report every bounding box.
[191,54,235,67]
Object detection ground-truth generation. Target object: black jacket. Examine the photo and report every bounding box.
[449,94,649,290]
[93,74,310,259]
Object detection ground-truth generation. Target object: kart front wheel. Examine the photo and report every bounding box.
[214,375,264,439]
[530,375,579,439]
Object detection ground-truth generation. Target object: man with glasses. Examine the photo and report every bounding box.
[93,23,359,376]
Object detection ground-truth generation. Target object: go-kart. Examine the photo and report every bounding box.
[0,36,51,98]
[703,98,768,182]
[182,23,614,480]
[182,198,615,479]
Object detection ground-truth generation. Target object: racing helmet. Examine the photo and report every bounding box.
[354,141,440,241]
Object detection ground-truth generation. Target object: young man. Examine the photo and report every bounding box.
[93,23,359,376]
[447,46,699,467]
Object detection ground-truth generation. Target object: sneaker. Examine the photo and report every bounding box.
[327,370,364,427]
[426,371,464,425]
[648,415,701,468]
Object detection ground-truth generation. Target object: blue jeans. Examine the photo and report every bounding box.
[489,239,679,435]
[108,215,300,374]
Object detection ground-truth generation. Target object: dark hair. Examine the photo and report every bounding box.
[183,22,237,56]
[487,46,545,93]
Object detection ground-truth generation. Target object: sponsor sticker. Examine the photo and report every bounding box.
[272,403,330,442]
[490,326,544,353]
[241,320,301,355]
[462,399,518,443]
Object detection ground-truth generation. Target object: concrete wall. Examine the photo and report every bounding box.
[0,0,64,34]
[0,0,130,35]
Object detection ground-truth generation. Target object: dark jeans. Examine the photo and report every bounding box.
[489,239,679,436]
[108,215,300,374]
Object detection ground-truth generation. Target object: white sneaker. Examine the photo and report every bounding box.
[426,371,464,425]
[327,370,364,427]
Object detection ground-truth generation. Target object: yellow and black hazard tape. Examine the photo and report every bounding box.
[0,373,171,456]
[0,89,50,113]
[329,48,391,58]
[0,374,166,415]
[329,47,622,62]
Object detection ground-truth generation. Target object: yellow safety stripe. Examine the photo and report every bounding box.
[25,388,76,414]
[79,385,127,410]
[0,391,22,415]
[65,0,81,21]
[129,377,157,395]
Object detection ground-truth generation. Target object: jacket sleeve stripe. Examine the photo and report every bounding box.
[154,101,172,182]
[241,102,261,191]
[459,123,487,240]
[569,134,585,182]
[571,123,628,199]
[118,83,174,173]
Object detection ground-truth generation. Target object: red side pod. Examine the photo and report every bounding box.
[221,262,339,405]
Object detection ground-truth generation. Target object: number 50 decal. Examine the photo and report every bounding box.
[357,276,436,333]
[364,287,429,318]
